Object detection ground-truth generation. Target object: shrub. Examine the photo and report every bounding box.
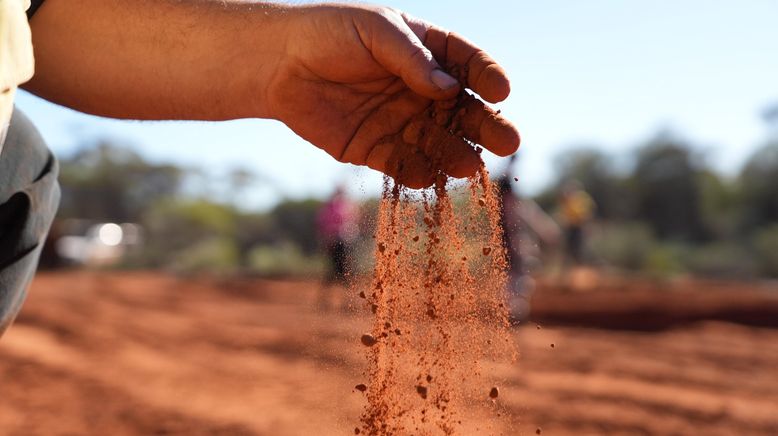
[589,222,655,271]
[684,241,757,278]
[247,242,325,277]
[753,224,778,277]
[169,237,239,274]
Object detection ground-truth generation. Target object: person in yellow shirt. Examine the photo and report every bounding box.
[0,0,519,337]
[558,181,595,265]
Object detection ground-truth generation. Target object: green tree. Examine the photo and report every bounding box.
[738,142,778,230]
[632,135,707,241]
[269,199,323,255]
[58,141,182,222]
[140,199,239,271]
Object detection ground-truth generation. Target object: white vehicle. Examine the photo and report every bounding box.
[56,220,142,266]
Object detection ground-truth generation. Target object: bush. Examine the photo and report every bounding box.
[643,243,688,277]
[753,225,778,277]
[247,242,324,277]
[169,237,239,274]
[140,199,238,267]
[589,222,655,270]
[684,241,757,278]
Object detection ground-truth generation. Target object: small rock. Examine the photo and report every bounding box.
[361,334,377,347]
[482,247,492,256]
[489,386,499,399]
[355,384,367,392]
[416,385,428,399]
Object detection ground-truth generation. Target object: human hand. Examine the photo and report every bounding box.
[267,4,520,188]
[25,0,518,189]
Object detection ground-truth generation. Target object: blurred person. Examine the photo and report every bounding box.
[316,186,359,309]
[558,181,595,271]
[498,155,560,323]
[0,0,519,337]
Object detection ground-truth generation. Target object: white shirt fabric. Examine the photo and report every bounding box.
[0,0,34,151]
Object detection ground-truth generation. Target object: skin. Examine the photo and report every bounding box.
[23,1,520,187]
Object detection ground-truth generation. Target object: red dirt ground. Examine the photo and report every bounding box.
[1,271,777,435]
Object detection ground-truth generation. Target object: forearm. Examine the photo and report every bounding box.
[23,0,291,121]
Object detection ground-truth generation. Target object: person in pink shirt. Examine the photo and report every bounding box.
[316,186,360,309]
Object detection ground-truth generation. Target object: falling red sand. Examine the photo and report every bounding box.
[356,167,518,435]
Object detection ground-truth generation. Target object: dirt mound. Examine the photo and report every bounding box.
[531,277,778,331]
[1,272,777,435]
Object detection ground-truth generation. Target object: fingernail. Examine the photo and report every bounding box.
[430,69,459,90]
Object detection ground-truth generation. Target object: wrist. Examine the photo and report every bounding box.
[212,3,296,121]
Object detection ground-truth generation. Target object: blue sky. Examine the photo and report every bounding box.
[16,0,778,209]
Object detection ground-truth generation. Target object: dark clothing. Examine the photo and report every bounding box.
[324,240,348,286]
[498,176,522,277]
[0,108,60,336]
[27,0,45,19]
[565,225,584,264]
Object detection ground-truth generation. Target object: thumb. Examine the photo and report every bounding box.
[366,11,460,100]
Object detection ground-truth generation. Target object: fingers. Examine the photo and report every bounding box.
[364,115,483,189]
[408,16,511,104]
[447,34,511,103]
[393,150,436,189]
[366,142,434,189]
[416,121,482,178]
[437,136,482,178]
[340,90,428,165]
[365,141,394,174]
[354,92,518,187]
[363,10,461,101]
[355,8,517,187]
[454,96,520,157]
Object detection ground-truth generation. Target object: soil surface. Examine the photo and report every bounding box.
[1,271,777,435]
